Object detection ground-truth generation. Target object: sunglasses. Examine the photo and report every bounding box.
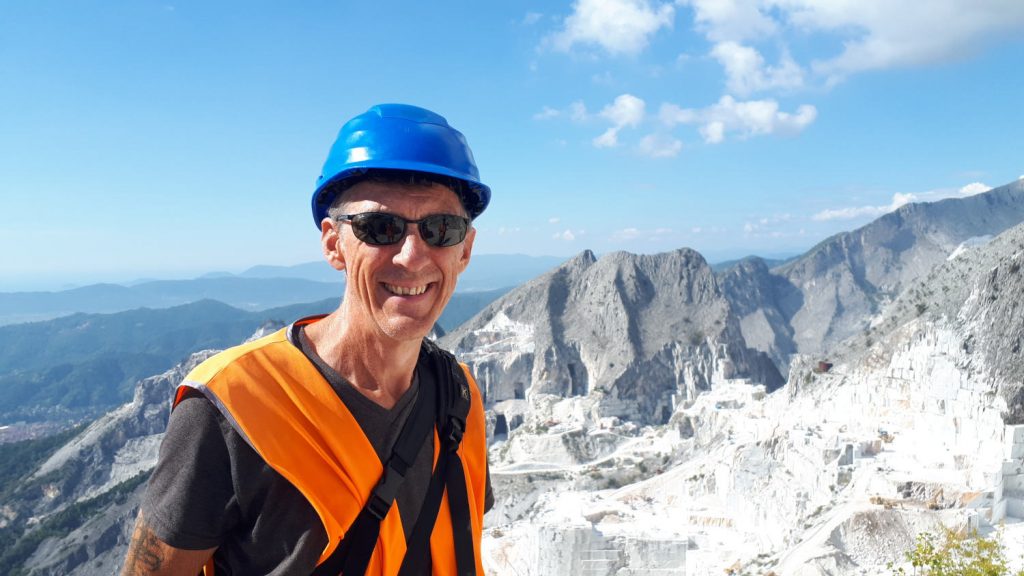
[335,212,471,247]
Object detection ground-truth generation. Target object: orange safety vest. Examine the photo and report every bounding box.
[174,319,488,575]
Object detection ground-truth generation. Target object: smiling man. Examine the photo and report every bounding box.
[122,104,492,576]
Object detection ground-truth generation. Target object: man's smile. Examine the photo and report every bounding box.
[382,282,431,296]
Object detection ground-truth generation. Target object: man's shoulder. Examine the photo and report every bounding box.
[185,327,293,386]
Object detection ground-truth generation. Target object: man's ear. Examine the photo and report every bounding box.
[457,226,475,274]
[321,218,346,272]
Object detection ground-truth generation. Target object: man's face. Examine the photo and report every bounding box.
[323,180,475,343]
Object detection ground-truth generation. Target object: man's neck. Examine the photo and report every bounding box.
[303,310,421,410]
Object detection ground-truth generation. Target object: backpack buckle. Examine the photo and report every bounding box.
[445,418,464,451]
[367,461,405,520]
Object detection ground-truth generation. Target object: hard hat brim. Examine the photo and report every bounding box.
[312,161,491,228]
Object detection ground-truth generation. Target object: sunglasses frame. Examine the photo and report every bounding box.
[335,212,471,248]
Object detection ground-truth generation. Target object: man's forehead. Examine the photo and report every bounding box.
[340,180,466,213]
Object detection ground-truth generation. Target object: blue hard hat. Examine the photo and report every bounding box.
[312,104,491,228]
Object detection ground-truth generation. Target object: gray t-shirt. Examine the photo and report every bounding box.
[142,325,474,575]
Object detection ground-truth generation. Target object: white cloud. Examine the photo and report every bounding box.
[672,1,1024,91]
[592,71,615,84]
[710,41,804,95]
[679,0,777,42]
[553,229,577,241]
[613,227,641,240]
[959,182,992,196]
[743,213,795,236]
[638,133,683,157]
[612,226,673,242]
[550,0,676,55]
[549,217,561,224]
[533,106,561,120]
[659,103,697,125]
[661,95,816,143]
[815,181,1002,221]
[812,192,916,221]
[686,0,1024,84]
[593,128,620,148]
[535,101,591,123]
[594,94,646,147]
[601,93,646,126]
[523,11,544,25]
[700,121,725,144]
[569,100,589,121]
[791,1,1024,83]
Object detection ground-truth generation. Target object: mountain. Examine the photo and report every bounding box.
[0,299,326,423]
[238,261,341,282]
[442,248,783,427]
[856,217,1024,423]
[0,255,565,327]
[238,254,566,292]
[16,222,1017,575]
[5,182,1024,575]
[719,178,1024,372]
[0,349,217,575]
[0,277,345,326]
[0,289,506,424]
[479,223,1024,576]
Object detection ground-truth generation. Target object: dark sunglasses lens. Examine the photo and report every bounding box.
[420,215,469,247]
[352,213,405,245]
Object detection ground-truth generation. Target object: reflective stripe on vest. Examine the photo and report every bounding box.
[173,321,488,575]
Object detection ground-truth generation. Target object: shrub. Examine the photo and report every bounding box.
[890,529,1024,576]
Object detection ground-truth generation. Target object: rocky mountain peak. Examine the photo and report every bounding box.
[443,248,782,429]
[720,178,1024,373]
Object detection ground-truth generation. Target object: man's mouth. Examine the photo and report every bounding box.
[383,283,430,296]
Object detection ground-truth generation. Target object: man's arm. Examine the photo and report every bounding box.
[124,393,239,574]
[121,510,215,576]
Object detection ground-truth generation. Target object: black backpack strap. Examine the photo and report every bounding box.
[311,366,435,576]
[397,442,449,575]
[445,451,476,576]
[313,339,476,576]
[398,340,476,576]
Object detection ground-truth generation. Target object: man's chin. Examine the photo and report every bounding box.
[376,315,438,343]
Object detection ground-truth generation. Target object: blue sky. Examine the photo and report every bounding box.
[2,0,1023,290]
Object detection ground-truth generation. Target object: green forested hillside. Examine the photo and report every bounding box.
[0,299,334,421]
[0,289,506,422]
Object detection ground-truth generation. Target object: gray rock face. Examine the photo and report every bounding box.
[13,350,216,575]
[717,256,797,372]
[443,248,783,426]
[8,322,294,575]
[958,236,1024,423]
[837,217,1024,425]
[720,179,1024,372]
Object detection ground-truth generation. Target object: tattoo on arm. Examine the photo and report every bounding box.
[121,509,215,575]
[123,515,164,574]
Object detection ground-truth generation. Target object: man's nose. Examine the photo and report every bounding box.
[392,223,432,267]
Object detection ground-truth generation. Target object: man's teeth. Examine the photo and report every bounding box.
[385,283,428,296]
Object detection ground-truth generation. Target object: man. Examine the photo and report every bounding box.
[122,104,492,575]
